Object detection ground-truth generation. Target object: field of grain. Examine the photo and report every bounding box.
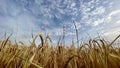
[0,33,120,68]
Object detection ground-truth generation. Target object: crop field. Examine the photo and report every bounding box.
[0,33,120,68]
[0,0,120,68]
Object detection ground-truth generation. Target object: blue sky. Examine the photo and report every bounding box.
[0,0,120,45]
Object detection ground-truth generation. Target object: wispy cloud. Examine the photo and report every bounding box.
[0,0,119,45]
[106,10,120,22]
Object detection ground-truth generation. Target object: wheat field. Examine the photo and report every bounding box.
[0,33,120,68]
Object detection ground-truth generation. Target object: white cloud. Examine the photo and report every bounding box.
[91,6,105,15]
[93,18,104,26]
[106,10,120,22]
[116,20,120,24]
[103,31,120,36]
[71,3,76,7]
[1,0,119,45]
[0,12,40,44]
[80,0,107,27]
[66,32,76,36]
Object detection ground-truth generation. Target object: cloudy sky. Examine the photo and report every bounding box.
[0,0,120,45]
